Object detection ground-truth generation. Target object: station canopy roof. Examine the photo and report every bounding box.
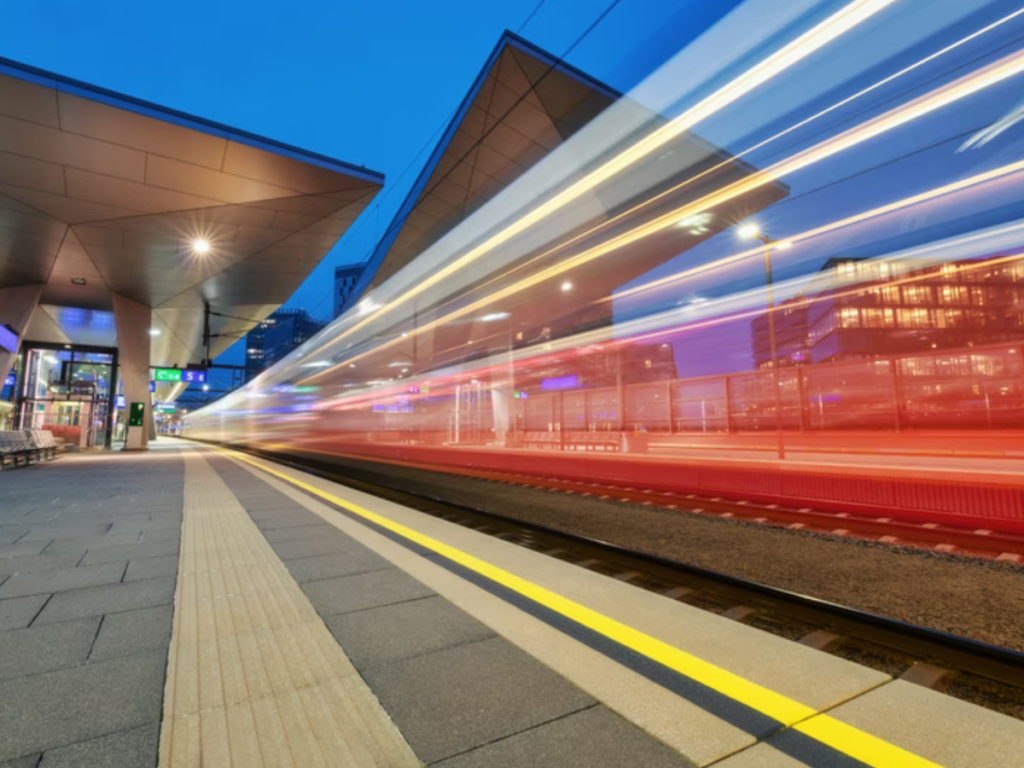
[0,56,383,367]
[341,31,621,311]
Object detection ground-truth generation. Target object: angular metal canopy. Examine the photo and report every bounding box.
[0,56,384,368]
[340,31,620,312]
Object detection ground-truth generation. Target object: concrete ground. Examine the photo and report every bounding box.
[0,443,182,767]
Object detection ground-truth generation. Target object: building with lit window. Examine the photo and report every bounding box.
[753,256,1024,369]
[333,264,366,319]
[245,309,326,380]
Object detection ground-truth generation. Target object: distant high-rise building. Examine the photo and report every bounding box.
[333,264,366,319]
[245,309,325,381]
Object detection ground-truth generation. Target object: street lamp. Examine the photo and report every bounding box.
[738,222,793,460]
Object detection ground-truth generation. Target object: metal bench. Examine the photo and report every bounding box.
[0,431,33,468]
[0,430,61,469]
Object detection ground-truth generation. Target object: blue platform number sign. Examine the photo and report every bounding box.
[128,402,145,428]
[4,373,15,387]
[182,369,207,383]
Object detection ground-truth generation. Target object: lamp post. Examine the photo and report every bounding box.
[738,223,792,460]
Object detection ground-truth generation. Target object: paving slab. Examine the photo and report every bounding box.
[0,617,99,681]
[281,548,392,583]
[0,755,40,768]
[90,605,174,662]
[33,576,175,625]
[0,562,126,599]
[326,595,495,670]
[0,553,84,577]
[262,523,345,543]
[123,555,178,583]
[16,524,113,542]
[37,722,159,768]
[301,568,434,617]
[77,540,180,566]
[0,595,49,632]
[0,529,28,545]
[363,636,595,764]
[269,535,362,560]
[0,541,50,558]
[434,705,695,768]
[0,650,165,761]
[43,532,148,553]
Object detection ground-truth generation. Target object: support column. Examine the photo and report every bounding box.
[0,284,43,387]
[113,294,152,451]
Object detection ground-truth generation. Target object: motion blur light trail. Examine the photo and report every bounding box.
[187,0,1024,536]
[299,0,900,362]
[297,44,1024,386]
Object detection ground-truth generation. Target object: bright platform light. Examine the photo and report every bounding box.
[737,223,761,240]
[148,328,161,336]
[561,281,573,292]
[192,239,210,254]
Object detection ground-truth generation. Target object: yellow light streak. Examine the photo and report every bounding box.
[306,0,899,357]
[613,157,1024,301]
[364,8,1024,342]
[301,49,1024,384]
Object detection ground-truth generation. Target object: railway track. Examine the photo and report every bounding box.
[229,443,1024,718]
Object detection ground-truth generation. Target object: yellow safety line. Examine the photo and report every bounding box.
[217,446,947,768]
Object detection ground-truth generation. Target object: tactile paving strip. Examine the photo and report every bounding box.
[158,452,419,768]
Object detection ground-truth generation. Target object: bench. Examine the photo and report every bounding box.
[0,430,62,469]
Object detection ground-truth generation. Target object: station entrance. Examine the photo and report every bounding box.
[10,343,119,449]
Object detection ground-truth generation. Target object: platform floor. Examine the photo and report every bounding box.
[1,440,1021,767]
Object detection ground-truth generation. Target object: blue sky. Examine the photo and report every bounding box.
[6,0,1022,385]
[1,0,741,327]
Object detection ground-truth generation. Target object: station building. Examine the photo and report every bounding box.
[0,56,383,449]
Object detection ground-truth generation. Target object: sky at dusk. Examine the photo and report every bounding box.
[6,0,1024,384]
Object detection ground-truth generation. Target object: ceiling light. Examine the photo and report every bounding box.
[301,360,331,368]
[191,239,210,254]
[71,277,87,286]
[561,281,573,292]
[203,384,209,391]
[737,222,761,240]
[148,328,161,336]
[480,312,511,322]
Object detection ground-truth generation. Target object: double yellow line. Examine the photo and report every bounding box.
[218,446,947,768]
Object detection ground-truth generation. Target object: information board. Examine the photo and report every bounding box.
[153,368,207,383]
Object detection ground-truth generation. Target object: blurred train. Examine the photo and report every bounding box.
[186,2,1024,534]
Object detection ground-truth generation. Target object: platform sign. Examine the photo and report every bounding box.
[4,373,15,387]
[153,367,206,383]
[149,381,156,393]
[128,402,145,427]
[153,368,181,382]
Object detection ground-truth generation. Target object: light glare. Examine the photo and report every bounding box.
[738,223,761,240]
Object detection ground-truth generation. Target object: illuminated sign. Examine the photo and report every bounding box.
[0,325,18,354]
[153,368,207,383]
[513,391,529,399]
[3,373,15,387]
[128,402,145,427]
[116,395,126,409]
[149,381,156,393]
[540,375,578,391]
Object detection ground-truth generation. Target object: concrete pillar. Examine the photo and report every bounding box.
[0,284,43,388]
[112,294,151,451]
